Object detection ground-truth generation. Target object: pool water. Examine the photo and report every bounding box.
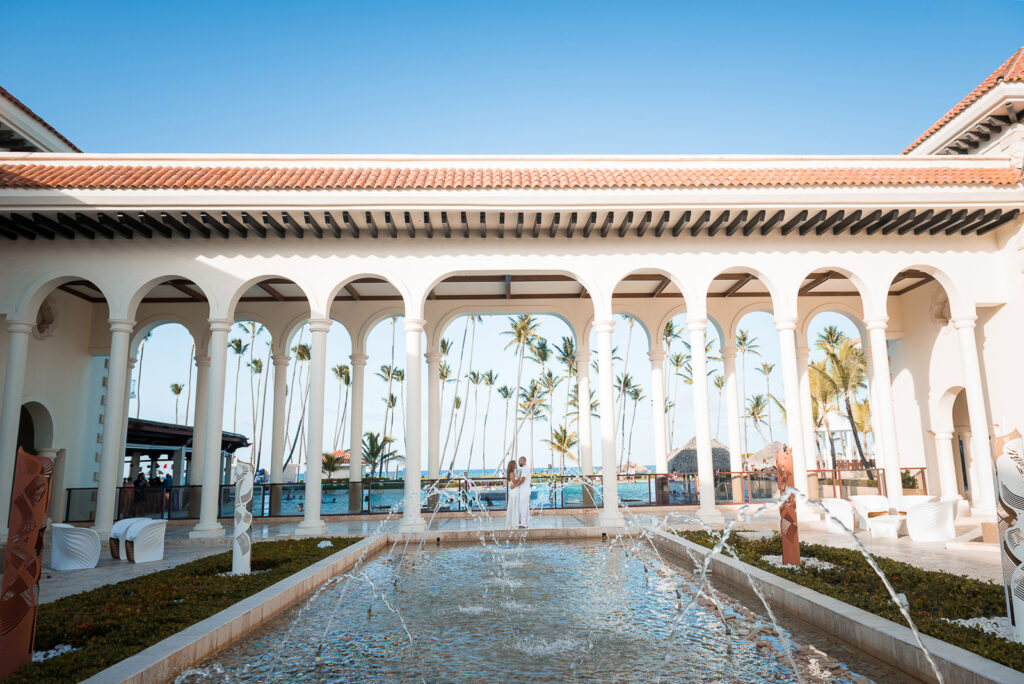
[179,540,893,683]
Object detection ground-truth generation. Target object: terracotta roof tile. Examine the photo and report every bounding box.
[0,163,1019,191]
[0,86,81,153]
[904,47,1024,153]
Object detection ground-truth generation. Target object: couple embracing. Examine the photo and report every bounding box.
[504,456,531,529]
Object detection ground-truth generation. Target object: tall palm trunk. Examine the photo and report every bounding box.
[618,322,633,465]
[256,345,271,472]
[481,383,494,475]
[844,393,869,467]
[511,344,525,460]
[740,351,748,456]
[501,396,511,469]
[442,318,469,462]
[185,342,195,425]
[282,331,304,452]
[383,317,397,447]
[135,336,147,418]
[332,375,343,452]
[764,371,774,442]
[449,318,477,471]
[627,395,640,464]
[467,381,480,471]
[823,414,837,469]
[338,384,350,453]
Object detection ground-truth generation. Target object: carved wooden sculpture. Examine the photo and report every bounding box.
[0,448,54,677]
[233,459,254,575]
[991,429,1024,642]
[776,447,800,567]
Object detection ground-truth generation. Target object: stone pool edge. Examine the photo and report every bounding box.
[83,526,620,683]
[649,530,1020,684]
[81,534,388,684]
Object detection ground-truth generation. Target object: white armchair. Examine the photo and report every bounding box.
[895,495,937,515]
[940,495,963,520]
[109,517,148,559]
[849,495,891,529]
[820,498,855,534]
[906,500,958,542]
[125,519,166,563]
[50,523,100,570]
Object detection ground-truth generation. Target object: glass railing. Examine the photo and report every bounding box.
[807,468,887,500]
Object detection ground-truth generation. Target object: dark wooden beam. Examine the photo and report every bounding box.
[497,212,505,239]
[262,212,287,238]
[0,220,17,240]
[599,212,614,238]
[462,211,471,239]
[652,277,671,297]
[829,210,861,235]
[896,209,932,235]
[384,211,398,238]
[813,211,844,236]
[548,212,560,238]
[515,212,524,238]
[258,281,286,301]
[976,208,1020,236]
[168,279,205,301]
[180,213,210,239]
[423,212,433,239]
[504,274,512,299]
[159,212,190,238]
[723,210,748,237]
[32,213,75,239]
[689,210,711,237]
[304,212,324,238]
[342,211,360,238]
[58,284,101,302]
[11,213,54,240]
[669,210,690,237]
[947,209,987,235]
[846,209,881,235]
[740,209,765,236]
[480,212,489,239]
[344,283,361,301]
[760,210,785,236]
[616,211,634,238]
[442,212,452,239]
[880,210,915,236]
[1008,102,1021,123]
[705,211,731,237]
[97,212,133,239]
[564,212,577,238]
[650,210,669,237]
[799,270,836,295]
[722,273,754,297]
[56,213,99,239]
[201,212,229,238]
[531,212,541,239]
[913,209,952,235]
[581,212,595,238]
[242,212,267,238]
[779,210,807,236]
[121,211,159,238]
[633,211,651,237]
[796,210,827,235]
[403,211,415,239]
[0,215,35,240]
[928,209,966,235]
[364,212,379,238]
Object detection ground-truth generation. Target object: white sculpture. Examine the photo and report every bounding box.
[108,517,147,559]
[990,430,1024,642]
[124,519,166,563]
[905,500,957,542]
[50,523,100,570]
[820,497,855,534]
[233,460,254,575]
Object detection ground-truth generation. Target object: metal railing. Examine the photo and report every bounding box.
[807,467,887,500]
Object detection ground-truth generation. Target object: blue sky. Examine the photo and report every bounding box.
[4,2,1023,154]
[6,3,1015,473]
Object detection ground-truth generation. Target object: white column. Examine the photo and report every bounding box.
[269,353,290,484]
[577,350,593,475]
[688,318,719,520]
[865,318,903,501]
[953,316,997,514]
[296,318,330,536]
[189,354,210,484]
[649,348,668,473]
[119,357,136,471]
[426,349,442,479]
[0,319,32,540]
[776,318,809,498]
[594,319,623,526]
[347,352,367,513]
[190,319,231,539]
[398,318,426,530]
[933,431,960,498]
[721,346,743,473]
[94,319,135,537]
[797,346,816,468]
[41,448,62,523]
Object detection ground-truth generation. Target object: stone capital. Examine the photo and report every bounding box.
[425,351,443,364]
[350,353,369,366]
[404,318,426,333]
[864,317,889,332]
[686,317,707,333]
[952,316,977,330]
[647,349,666,364]
[108,318,136,334]
[592,319,615,335]
[7,320,33,335]
[773,316,798,332]
[933,431,954,441]
[720,346,737,361]
[271,353,291,367]
[208,318,234,333]
[308,318,333,334]
[195,354,211,368]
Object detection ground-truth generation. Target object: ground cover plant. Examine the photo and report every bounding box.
[3,537,359,684]
[678,530,1021,672]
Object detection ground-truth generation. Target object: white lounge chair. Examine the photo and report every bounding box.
[820,498,856,534]
[906,500,958,542]
[109,517,148,559]
[895,495,937,514]
[849,495,891,529]
[124,519,166,563]
[50,523,101,570]
[939,495,963,520]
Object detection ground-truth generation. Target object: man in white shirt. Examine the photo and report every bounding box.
[517,456,531,528]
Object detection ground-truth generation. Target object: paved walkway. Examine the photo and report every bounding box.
[10,509,1003,604]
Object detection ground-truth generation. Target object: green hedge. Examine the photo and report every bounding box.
[3,537,358,684]
[678,531,1021,672]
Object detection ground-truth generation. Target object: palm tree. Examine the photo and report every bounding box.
[228,337,250,432]
[746,393,771,447]
[756,362,776,442]
[480,370,497,474]
[814,335,870,467]
[809,359,838,467]
[283,341,311,468]
[322,451,344,479]
[376,364,395,446]
[712,373,725,440]
[616,316,636,463]
[184,341,195,425]
[614,372,634,470]
[242,322,262,452]
[361,432,393,480]
[170,383,184,423]
[497,385,513,466]
[663,320,683,444]
[545,424,579,474]
[517,379,548,469]
[501,314,539,461]
[668,351,687,448]
[394,368,406,454]
[537,369,562,470]
[625,385,645,466]
[331,364,351,452]
[135,331,152,418]
[735,329,760,457]
[567,384,599,467]
[442,319,471,463]
[249,357,263,459]
[465,370,483,469]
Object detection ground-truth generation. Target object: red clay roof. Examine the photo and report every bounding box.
[0,86,81,153]
[904,47,1024,154]
[0,163,1019,190]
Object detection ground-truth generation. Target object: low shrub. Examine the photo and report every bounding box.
[678,531,1021,672]
[3,537,359,684]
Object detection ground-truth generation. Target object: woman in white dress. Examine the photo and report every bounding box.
[505,460,522,530]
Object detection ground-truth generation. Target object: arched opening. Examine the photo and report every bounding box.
[950,390,972,499]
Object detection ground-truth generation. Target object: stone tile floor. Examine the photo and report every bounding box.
[9,509,1003,604]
